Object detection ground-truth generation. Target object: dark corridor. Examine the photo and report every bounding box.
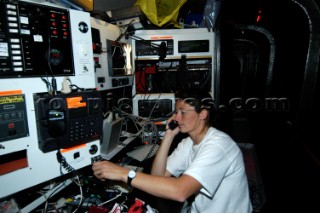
[216,0,320,212]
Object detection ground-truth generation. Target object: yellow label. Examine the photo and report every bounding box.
[0,95,24,104]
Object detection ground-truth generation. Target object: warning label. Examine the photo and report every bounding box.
[0,95,24,104]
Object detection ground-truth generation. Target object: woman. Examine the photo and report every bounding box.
[92,88,252,213]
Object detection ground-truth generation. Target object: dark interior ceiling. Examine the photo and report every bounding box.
[94,0,135,11]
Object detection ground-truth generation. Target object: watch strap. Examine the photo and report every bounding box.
[127,170,136,190]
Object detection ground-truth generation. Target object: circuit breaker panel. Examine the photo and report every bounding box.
[0,0,74,77]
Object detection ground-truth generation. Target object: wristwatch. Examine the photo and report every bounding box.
[127,170,136,190]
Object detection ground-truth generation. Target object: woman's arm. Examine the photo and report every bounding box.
[151,132,175,176]
[92,161,201,202]
[151,118,180,176]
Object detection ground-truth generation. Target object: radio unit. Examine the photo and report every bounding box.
[34,91,103,152]
[132,28,214,60]
[132,93,175,118]
[135,39,174,57]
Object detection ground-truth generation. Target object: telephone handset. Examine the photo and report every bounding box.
[168,120,178,130]
[47,109,66,138]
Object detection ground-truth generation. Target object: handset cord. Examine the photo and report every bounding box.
[56,137,75,175]
[145,143,159,160]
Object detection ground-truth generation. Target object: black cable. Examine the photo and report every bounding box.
[115,19,135,42]
[57,150,76,174]
[41,77,52,92]
[70,84,86,92]
[56,137,76,175]
[51,78,57,95]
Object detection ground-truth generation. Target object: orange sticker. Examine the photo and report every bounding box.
[0,90,22,96]
[150,36,173,40]
[66,96,86,108]
[61,144,86,153]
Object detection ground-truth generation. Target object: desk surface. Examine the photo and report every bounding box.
[101,135,137,160]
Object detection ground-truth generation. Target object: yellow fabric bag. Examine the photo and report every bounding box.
[134,0,187,27]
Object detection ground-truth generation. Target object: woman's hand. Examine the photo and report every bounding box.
[92,161,129,182]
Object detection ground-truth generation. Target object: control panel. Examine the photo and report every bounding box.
[0,0,98,200]
[132,28,215,95]
[0,0,74,77]
[0,92,29,142]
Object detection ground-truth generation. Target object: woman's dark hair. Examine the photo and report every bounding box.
[174,88,216,125]
[174,88,215,112]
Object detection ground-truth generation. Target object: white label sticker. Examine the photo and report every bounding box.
[33,35,43,42]
[0,43,9,57]
[20,16,29,24]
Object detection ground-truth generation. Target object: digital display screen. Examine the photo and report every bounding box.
[135,39,174,56]
[178,40,210,53]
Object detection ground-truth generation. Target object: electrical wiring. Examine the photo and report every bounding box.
[112,43,119,57]
[41,77,52,93]
[111,90,174,145]
[140,120,160,144]
[36,191,48,213]
[113,107,144,134]
[83,196,102,209]
[71,175,84,213]
[103,110,112,119]
[110,203,122,213]
[113,102,132,117]
[70,84,86,92]
[71,175,130,213]
[37,181,65,213]
[115,19,135,42]
[98,191,124,207]
[34,180,72,213]
[146,93,163,120]
[112,104,169,145]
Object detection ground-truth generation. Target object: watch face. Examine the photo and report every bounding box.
[128,170,136,178]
